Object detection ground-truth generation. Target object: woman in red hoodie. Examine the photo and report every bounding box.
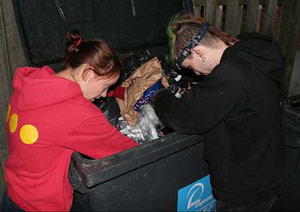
[3,29,138,211]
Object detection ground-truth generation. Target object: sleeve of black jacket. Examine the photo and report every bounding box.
[154,60,245,135]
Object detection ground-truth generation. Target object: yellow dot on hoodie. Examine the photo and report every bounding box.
[9,113,18,133]
[20,124,39,144]
[6,104,11,122]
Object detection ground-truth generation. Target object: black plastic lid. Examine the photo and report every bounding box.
[13,0,189,67]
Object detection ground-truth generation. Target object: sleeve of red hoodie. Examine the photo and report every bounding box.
[64,114,139,159]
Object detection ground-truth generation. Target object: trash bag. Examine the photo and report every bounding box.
[117,49,154,85]
[95,98,120,127]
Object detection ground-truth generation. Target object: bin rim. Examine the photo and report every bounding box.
[71,132,204,188]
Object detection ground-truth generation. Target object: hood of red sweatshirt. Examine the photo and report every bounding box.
[13,66,83,111]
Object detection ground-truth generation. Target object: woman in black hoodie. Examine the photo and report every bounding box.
[154,13,285,211]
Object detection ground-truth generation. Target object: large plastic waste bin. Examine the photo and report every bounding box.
[12,0,214,211]
[69,133,208,211]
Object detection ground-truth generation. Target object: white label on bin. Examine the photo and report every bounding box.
[177,175,216,212]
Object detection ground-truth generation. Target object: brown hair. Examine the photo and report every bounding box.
[167,13,238,61]
[62,29,121,78]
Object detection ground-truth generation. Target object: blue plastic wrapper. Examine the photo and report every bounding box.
[134,80,161,112]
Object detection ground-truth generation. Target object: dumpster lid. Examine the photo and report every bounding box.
[13,0,191,68]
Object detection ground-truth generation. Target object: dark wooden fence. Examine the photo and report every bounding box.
[193,0,281,36]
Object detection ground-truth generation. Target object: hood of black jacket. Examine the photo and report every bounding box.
[222,33,284,82]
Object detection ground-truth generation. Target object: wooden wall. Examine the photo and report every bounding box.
[278,0,300,96]
[0,0,26,207]
[193,0,281,36]
[0,0,12,206]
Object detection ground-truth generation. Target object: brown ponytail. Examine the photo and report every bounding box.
[65,29,82,54]
[62,29,121,78]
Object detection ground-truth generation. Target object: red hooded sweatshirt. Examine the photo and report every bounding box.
[5,66,138,211]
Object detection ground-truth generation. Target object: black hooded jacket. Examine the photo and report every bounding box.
[154,33,285,205]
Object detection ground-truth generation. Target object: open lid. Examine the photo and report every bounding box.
[13,0,193,67]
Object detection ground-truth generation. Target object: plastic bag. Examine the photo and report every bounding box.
[117,104,162,144]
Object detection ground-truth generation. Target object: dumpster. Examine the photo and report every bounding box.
[70,133,208,211]
[13,0,213,211]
